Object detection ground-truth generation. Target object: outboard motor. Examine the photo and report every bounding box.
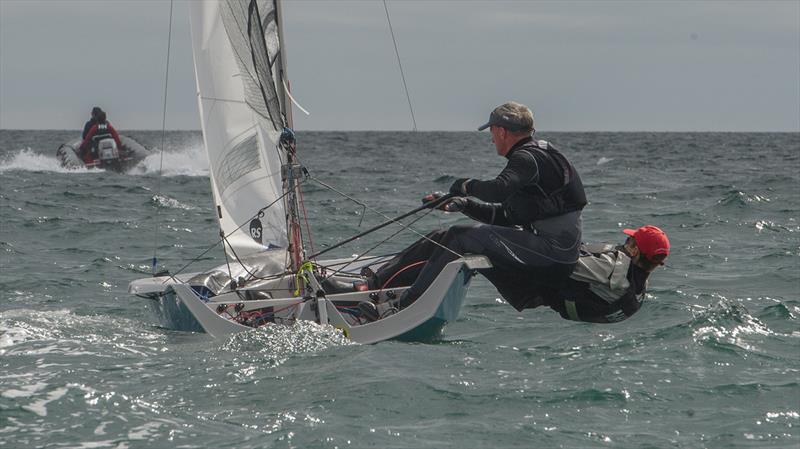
[96,138,119,162]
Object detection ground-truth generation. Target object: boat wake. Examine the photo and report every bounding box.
[0,308,166,357]
[0,146,208,177]
[0,148,94,174]
[221,321,356,361]
[128,146,209,177]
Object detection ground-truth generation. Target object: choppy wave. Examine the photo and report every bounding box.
[0,148,93,174]
[2,131,798,449]
[129,146,209,177]
[689,294,777,350]
[0,241,19,257]
[0,309,165,357]
[758,300,797,320]
[151,193,196,210]
[716,189,773,207]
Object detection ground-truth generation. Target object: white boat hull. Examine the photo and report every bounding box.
[129,255,490,343]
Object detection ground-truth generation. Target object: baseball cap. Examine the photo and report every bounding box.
[623,225,670,264]
[477,101,534,132]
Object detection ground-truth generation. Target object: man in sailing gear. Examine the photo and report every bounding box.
[82,107,103,140]
[359,101,586,319]
[79,110,123,163]
[545,226,670,322]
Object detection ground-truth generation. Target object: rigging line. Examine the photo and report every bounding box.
[309,192,462,260]
[151,0,174,276]
[199,96,247,104]
[315,175,367,227]
[382,0,417,131]
[319,212,431,282]
[306,175,459,258]
[220,231,236,287]
[285,149,367,222]
[165,236,223,283]
[285,153,459,265]
[165,180,303,280]
[320,205,458,283]
[221,232,269,284]
[298,185,316,257]
[233,178,302,236]
[202,175,312,282]
[314,253,396,271]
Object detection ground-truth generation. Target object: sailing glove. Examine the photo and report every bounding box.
[422,192,446,208]
[422,192,468,212]
[448,178,472,196]
[442,197,468,212]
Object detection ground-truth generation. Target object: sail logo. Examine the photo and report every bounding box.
[249,218,263,244]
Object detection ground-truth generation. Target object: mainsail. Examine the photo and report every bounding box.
[189,0,292,263]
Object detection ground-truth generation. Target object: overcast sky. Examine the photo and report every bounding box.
[1,0,798,131]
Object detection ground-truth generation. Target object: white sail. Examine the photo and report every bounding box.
[189,0,290,261]
[131,0,486,343]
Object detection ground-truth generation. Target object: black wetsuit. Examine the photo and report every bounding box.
[547,244,651,323]
[390,136,587,309]
[82,119,96,140]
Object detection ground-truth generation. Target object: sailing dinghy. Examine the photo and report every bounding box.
[128,0,489,344]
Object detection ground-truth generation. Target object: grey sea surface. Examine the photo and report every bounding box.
[1,130,798,448]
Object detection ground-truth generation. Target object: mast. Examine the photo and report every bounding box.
[275,0,293,130]
[273,0,305,273]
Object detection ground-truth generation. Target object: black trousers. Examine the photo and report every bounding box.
[375,211,583,311]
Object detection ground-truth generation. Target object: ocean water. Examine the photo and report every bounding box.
[1,130,798,449]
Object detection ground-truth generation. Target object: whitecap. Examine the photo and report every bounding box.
[690,295,775,350]
[94,421,111,436]
[127,421,163,440]
[0,309,165,357]
[1,382,48,399]
[129,146,209,177]
[21,386,68,417]
[152,194,195,210]
[0,319,39,353]
[0,148,95,174]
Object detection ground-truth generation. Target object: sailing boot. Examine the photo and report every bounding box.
[358,301,380,322]
[394,290,418,310]
[357,300,399,322]
[360,266,379,290]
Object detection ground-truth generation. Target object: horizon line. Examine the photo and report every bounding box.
[1,128,798,133]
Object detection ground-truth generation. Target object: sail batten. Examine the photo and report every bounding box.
[189,0,289,264]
